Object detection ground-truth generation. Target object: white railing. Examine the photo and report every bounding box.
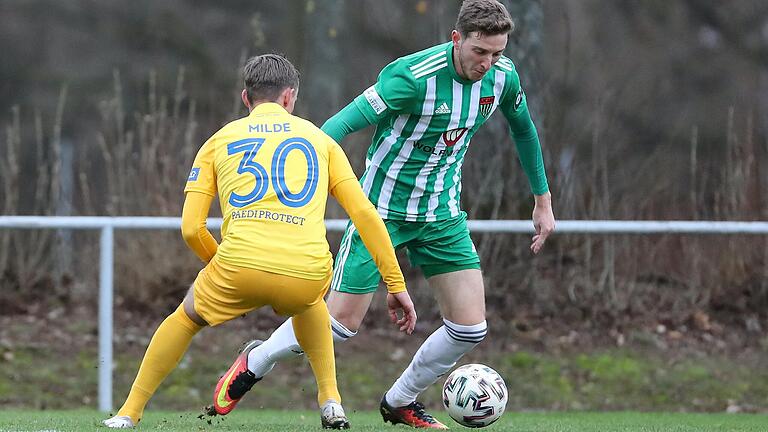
[1,215,767,412]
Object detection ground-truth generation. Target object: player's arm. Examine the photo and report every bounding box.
[500,71,555,253]
[182,139,219,262]
[321,102,374,143]
[181,192,219,262]
[500,78,548,195]
[327,142,417,333]
[321,59,416,143]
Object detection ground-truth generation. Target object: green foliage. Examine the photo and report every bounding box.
[490,350,768,413]
[3,338,768,413]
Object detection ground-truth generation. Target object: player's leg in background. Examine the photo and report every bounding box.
[247,290,374,376]
[326,290,375,333]
[109,286,207,425]
[385,269,487,407]
[247,222,381,377]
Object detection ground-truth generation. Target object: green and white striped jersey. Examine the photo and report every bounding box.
[352,41,547,222]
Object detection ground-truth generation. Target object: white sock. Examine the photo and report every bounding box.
[329,315,357,341]
[247,315,357,378]
[386,319,487,407]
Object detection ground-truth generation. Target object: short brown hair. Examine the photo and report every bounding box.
[243,54,300,104]
[455,0,514,37]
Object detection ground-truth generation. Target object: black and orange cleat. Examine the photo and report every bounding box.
[380,394,449,429]
[210,340,263,416]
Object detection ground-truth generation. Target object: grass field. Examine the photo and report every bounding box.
[1,410,767,432]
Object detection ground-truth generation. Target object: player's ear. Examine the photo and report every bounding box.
[279,87,297,113]
[241,89,251,111]
[451,30,462,47]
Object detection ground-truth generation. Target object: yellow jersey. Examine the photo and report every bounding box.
[184,103,357,280]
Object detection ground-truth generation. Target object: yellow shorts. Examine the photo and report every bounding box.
[192,256,331,326]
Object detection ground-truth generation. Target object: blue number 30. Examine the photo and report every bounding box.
[227,137,319,208]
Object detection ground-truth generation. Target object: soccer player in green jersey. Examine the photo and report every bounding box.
[215,0,555,428]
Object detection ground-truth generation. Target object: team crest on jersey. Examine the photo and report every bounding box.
[442,128,468,147]
[479,96,495,117]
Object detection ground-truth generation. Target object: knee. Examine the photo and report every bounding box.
[443,319,487,345]
[327,306,364,333]
[182,289,208,327]
[330,312,360,335]
[325,291,372,334]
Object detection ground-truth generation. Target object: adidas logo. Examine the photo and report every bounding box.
[434,103,450,115]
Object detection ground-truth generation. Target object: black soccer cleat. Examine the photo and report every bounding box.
[380,394,448,429]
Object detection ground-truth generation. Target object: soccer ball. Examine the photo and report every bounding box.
[442,363,508,428]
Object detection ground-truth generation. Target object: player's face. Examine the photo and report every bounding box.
[451,30,507,81]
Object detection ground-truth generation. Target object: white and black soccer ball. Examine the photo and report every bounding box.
[442,363,508,428]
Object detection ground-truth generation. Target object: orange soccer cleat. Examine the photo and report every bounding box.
[211,340,263,415]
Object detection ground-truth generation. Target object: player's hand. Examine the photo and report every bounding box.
[386,291,417,334]
[531,192,555,254]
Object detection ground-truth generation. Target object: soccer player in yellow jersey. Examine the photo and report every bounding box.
[103,54,416,430]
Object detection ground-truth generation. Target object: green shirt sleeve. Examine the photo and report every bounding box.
[323,59,416,142]
[352,59,417,124]
[499,67,549,195]
[320,101,373,143]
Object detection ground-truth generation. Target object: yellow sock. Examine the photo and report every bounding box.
[117,304,203,423]
[292,301,341,406]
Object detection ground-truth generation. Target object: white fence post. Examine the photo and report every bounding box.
[98,225,114,412]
